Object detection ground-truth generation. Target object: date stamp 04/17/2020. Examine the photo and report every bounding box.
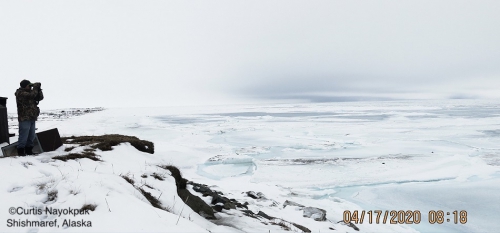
[343,210,467,225]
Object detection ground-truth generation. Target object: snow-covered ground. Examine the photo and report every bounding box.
[1,99,500,232]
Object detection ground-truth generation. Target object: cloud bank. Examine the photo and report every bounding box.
[1,1,499,109]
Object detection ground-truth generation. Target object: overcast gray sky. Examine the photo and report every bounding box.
[1,1,499,110]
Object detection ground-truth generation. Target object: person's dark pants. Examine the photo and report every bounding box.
[17,120,36,149]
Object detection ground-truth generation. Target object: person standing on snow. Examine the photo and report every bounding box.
[15,80,43,156]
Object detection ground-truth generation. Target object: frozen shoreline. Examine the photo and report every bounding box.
[4,99,500,232]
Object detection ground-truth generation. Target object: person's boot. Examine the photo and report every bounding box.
[17,148,26,156]
[25,147,34,155]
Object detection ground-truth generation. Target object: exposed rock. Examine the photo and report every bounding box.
[193,185,211,193]
[347,222,359,231]
[303,207,326,221]
[177,189,216,219]
[246,191,266,199]
[223,202,236,210]
[257,211,274,220]
[189,181,248,211]
[283,200,305,208]
[199,211,215,219]
[189,181,216,197]
[240,209,311,233]
[213,205,223,212]
[242,210,258,219]
[211,193,227,205]
[292,223,311,233]
[235,201,248,209]
[189,180,312,233]
[158,165,186,189]
[337,221,360,231]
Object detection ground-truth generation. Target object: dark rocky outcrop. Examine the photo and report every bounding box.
[177,189,216,219]
[246,191,266,199]
[158,165,187,189]
[293,223,312,233]
[186,182,323,233]
[241,210,258,219]
[223,202,236,210]
[157,166,216,219]
[348,222,360,231]
[257,211,274,220]
[188,181,248,212]
[242,210,311,233]
[213,205,224,212]
[235,201,249,209]
[211,193,228,205]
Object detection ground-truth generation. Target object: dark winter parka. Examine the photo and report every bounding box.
[15,86,44,122]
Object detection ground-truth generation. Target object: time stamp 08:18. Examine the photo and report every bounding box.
[343,210,467,225]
